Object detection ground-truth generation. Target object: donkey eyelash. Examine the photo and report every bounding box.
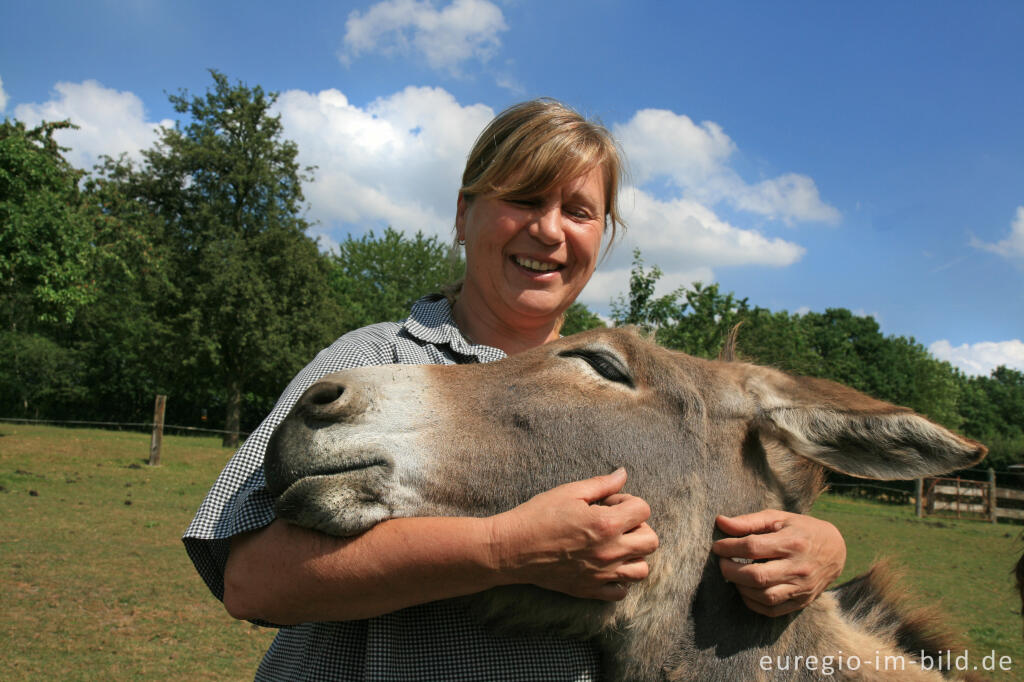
[558,349,635,388]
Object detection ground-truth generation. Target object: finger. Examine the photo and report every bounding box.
[613,558,651,583]
[595,525,659,564]
[622,523,659,554]
[596,495,652,531]
[589,581,631,602]
[736,583,790,607]
[721,556,810,590]
[715,510,792,537]
[571,467,628,504]
[711,533,786,561]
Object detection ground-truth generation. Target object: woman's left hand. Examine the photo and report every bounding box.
[711,510,846,617]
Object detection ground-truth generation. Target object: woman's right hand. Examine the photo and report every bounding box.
[485,468,659,601]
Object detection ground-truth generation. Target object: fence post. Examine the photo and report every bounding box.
[989,467,998,524]
[149,394,166,466]
[915,478,923,518]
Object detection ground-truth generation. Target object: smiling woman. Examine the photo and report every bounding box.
[184,98,848,681]
[454,166,607,354]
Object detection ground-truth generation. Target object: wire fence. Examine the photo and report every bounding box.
[0,416,250,439]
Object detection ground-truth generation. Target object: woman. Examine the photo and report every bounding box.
[184,99,846,680]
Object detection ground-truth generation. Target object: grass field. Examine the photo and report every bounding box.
[1,423,1021,680]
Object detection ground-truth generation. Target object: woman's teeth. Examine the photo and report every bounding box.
[515,256,559,272]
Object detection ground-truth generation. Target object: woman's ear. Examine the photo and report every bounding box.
[455,193,468,241]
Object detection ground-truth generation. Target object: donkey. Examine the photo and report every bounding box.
[264,327,986,681]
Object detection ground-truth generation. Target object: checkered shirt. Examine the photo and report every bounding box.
[183,295,602,681]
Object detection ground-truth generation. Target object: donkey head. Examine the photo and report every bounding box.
[265,326,984,538]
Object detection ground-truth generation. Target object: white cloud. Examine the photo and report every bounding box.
[615,109,840,225]
[971,206,1024,262]
[272,90,811,305]
[14,80,172,171]
[620,187,805,268]
[273,85,494,240]
[0,76,8,112]
[575,186,806,310]
[929,339,1024,376]
[341,0,507,75]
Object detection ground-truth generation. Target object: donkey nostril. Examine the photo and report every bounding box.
[307,383,345,406]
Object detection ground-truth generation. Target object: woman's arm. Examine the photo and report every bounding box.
[710,510,846,617]
[224,469,659,625]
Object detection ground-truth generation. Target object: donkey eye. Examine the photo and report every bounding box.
[559,349,634,388]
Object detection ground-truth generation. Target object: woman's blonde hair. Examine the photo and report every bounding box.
[459,98,625,244]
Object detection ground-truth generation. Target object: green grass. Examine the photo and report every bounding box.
[812,494,1023,679]
[0,424,274,680]
[1,424,1021,679]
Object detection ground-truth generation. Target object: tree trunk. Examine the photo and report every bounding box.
[222,378,241,448]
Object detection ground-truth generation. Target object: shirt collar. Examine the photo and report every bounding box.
[403,294,506,363]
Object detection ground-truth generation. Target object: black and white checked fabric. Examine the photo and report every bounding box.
[183,295,601,681]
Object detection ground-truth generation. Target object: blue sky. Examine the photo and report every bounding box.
[2,1,1022,375]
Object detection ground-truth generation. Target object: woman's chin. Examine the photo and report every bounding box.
[505,294,573,325]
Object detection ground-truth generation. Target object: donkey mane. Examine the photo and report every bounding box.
[833,561,958,661]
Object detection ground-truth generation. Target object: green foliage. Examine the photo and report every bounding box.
[611,249,749,358]
[958,366,1024,469]
[0,119,97,326]
[561,302,606,336]
[727,307,821,375]
[328,227,463,333]
[107,71,343,444]
[0,331,87,417]
[610,249,682,331]
[656,282,749,359]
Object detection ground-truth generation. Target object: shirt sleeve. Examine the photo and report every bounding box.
[182,327,398,603]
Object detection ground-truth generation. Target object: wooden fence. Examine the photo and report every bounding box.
[917,471,1024,523]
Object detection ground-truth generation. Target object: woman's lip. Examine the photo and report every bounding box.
[511,255,563,272]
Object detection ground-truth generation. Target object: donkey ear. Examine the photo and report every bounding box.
[746,370,987,480]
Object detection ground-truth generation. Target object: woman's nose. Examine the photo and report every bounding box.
[529,206,564,244]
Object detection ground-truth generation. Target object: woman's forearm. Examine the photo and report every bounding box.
[223,516,501,624]
[222,470,659,625]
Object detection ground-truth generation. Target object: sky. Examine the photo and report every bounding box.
[2,0,1022,376]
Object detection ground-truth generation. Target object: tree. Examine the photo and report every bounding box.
[0,330,86,418]
[958,366,1024,468]
[561,302,606,336]
[123,71,343,446]
[60,159,177,422]
[610,249,682,332]
[610,250,749,357]
[656,282,749,358]
[729,308,820,376]
[328,228,463,333]
[0,119,96,328]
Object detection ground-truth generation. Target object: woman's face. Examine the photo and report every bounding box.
[456,165,606,329]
